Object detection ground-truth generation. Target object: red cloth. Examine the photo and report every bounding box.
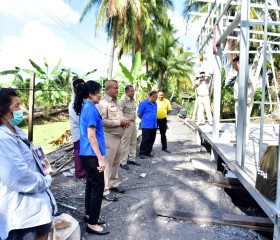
[74,140,85,179]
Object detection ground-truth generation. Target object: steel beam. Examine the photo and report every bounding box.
[236,1,249,168]
[216,14,241,46]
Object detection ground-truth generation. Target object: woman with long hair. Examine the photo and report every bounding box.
[74,80,109,235]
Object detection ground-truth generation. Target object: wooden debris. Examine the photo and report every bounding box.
[49,152,67,164]
[57,203,77,211]
[49,129,71,146]
[222,213,273,227]
[212,182,243,190]
[51,157,73,175]
[52,165,74,176]
[154,209,273,232]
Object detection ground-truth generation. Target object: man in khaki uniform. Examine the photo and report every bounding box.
[193,71,213,126]
[97,80,130,201]
[119,85,140,170]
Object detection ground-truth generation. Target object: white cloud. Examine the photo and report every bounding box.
[0,0,79,24]
[0,21,111,79]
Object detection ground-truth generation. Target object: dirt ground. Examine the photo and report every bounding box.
[49,115,261,240]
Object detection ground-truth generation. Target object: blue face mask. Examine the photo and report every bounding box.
[8,110,24,126]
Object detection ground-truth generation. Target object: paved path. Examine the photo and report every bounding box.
[52,116,253,240]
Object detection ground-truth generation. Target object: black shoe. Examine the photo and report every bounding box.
[86,225,109,235]
[84,216,106,225]
[127,161,141,166]
[103,194,118,201]
[162,149,171,153]
[139,155,145,159]
[145,153,154,158]
[110,187,125,193]
[120,164,129,170]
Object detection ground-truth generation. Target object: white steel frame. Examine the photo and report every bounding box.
[186,0,280,238]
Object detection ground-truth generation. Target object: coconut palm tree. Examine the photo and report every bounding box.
[148,28,195,92]
[116,0,173,70]
[80,0,141,79]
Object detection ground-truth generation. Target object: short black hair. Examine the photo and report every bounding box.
[149,90,158,97]
[232,56,239,62]
[158,89,165,94]
[0,88,18,124]
[125,85,133,92]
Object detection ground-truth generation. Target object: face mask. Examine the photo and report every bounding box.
[8,110,24,126]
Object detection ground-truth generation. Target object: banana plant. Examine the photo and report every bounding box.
[0,67,30,107]
[117,51,152,102]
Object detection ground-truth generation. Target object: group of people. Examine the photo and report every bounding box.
[69,79,172,235]
[0,80,172,239]
[193,56,256,145]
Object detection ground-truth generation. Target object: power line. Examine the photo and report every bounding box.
[32,0,118,59]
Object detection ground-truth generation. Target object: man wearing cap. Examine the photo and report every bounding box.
[119,85,140,170]
[193,71,213,125]
[97,80,130,201]
[231,56,256,144]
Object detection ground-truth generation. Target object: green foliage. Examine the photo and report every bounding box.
[220,68,235,119]
[0,59,98,109]
[117,51,152,101]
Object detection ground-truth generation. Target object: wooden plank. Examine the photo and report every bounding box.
[212,182,243,189]
[191,158,216,174]
[222,213,273,227]
[154,208,273,232]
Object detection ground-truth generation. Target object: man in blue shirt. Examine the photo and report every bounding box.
[137,91,158,159]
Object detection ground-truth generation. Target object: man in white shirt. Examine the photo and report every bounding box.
[231,57,256,144]
[193,71,213,125]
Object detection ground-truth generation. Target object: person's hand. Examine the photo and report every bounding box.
[247,98,252,105]
[97,157,106,172]
[120,119,130,128]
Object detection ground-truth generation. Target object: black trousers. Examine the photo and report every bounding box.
[7,222,52,240]
[80,156,104,225]
[157,118,168,150]
[139,128,157,155]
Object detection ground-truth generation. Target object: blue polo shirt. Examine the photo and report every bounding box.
[79,100,106,156]
[137,99,157,129]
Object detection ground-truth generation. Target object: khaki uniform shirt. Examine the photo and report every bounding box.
[119,95,136,122]
[96,94,124,138]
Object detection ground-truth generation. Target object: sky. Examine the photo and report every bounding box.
[0,0,202,84]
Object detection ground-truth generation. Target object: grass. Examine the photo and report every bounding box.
[22,119,70,154]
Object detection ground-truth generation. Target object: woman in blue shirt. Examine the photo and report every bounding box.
[74,80,109,235]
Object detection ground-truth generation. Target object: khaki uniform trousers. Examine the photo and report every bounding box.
[121,122,137,164]
[197,95,213,124]
[234,100,254,143]
[104,133,122,195]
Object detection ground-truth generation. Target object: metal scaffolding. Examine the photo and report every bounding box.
[186,0,280,238]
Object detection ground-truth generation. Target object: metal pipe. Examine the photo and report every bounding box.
[259,1,268,161]
[236,0,250,169]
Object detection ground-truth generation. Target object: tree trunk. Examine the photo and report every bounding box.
[132,21,142,72]
[108,17,119,79]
